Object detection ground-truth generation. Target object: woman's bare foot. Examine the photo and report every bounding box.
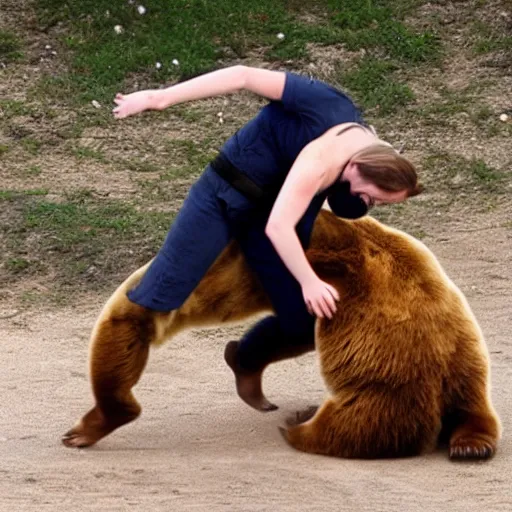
[224,341,278,412]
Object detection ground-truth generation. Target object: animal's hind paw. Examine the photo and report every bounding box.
[449,436,495,460]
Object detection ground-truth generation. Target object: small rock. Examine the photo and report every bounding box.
[499,113,508,122]
[155,62,162,69]
[137,5,146,15]
[45,44,51,50]
[91,100,101,109]
[172,59,179,66]
[114,25,124,34]
[277,33,285,40]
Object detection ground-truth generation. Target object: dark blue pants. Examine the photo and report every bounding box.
[128,165,323,369]
[235,200,323,371]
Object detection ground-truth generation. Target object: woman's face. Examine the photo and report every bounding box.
[343,162,409,208]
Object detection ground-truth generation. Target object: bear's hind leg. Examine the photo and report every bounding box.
[62,303,154,448]
[448,410,500,459]
[446,352,501,460]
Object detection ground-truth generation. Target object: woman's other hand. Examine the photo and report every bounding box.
[301,277,339,319]
[113,90,157,119]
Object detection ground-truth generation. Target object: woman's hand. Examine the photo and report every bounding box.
[301,276,339,319]
[112,90,157,119]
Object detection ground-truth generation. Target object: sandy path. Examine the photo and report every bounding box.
[1,227,511,512]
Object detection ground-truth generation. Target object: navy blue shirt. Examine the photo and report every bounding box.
[220,72,365,188]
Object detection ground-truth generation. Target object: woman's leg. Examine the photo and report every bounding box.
[225,199,323,410]
[127,168,247,311]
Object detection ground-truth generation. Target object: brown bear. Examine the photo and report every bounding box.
[62,210,501,459]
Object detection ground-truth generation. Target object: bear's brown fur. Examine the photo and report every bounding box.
[62,210,501,459]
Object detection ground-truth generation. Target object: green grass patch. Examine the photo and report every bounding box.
[34,0,439,106]
[0,190,15,201]
[5,258,32,273]
[0,189,49,200]
[160,139,217,179]
[24,201,141,240]
[422,153,506,192]
[0,100,35,119]
[120,159,160,173]
[331,2,440,63]
[474,35,512,54]
[25,165,43,176]
[472,20,512,54]
[73,145,107,162]
[0,144,9,157]
[1,193,173,291]
[411,86,503,134]
[160,163,204,181]
[468,159,505,185]
[335,57,415,115]
[0,31,23,62]
[21,138,42,155]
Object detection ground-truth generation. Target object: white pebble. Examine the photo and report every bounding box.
[91,100,101,109]
[155,62,162,69]
[499,113,508,122]
[137,5,146,15]
[277,33,285,40]
[114,25,124,34]
[172,59,179,66]
[45,44,51,50]
[217,112,223,117]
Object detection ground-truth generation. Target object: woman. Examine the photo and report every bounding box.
[113,65,422,410]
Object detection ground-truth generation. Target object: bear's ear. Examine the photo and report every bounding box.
[306,248,362,277]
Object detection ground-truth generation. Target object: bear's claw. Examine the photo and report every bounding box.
[449,437,495,459]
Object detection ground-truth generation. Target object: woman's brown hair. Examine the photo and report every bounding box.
[352,144,423,198]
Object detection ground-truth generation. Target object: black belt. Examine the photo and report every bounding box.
[210,153,280,205]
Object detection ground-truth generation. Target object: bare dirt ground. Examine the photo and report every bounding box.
[1,225,511,512]
[1,0,512,510]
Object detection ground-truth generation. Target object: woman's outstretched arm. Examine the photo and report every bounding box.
[113,65,286,119]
